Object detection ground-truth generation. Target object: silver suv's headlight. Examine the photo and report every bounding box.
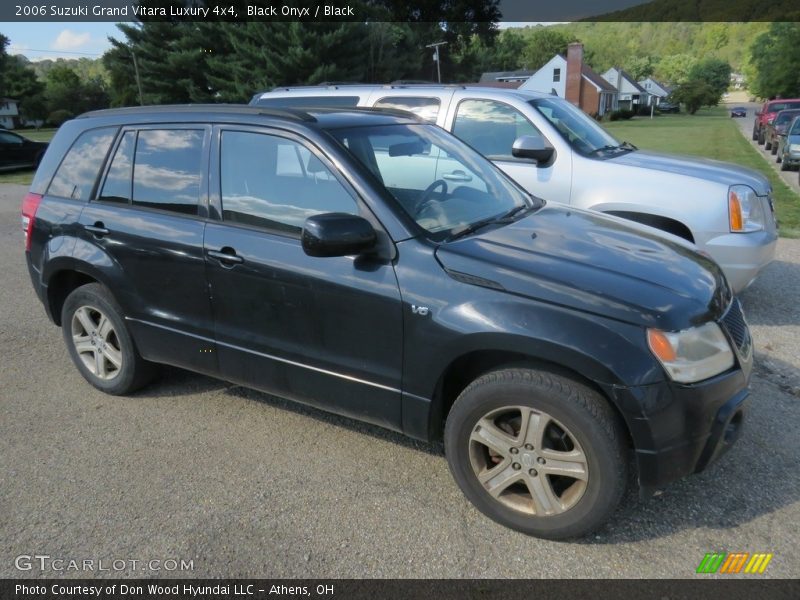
[729,184,764,232]
[647,322,734,383]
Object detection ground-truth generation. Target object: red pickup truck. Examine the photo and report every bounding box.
[753,98,800,145]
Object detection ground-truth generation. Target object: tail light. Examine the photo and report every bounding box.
[21,192,42,251]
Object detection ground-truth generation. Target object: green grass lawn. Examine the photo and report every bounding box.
[606,107,800,237]
[0,129,58,185]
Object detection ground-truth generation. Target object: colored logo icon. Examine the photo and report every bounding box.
[696,552,774,574]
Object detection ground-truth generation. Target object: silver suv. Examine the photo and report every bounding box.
[251,84,778,292]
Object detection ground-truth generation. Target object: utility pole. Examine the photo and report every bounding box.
[426,41,448,84]
[130,48,144,106]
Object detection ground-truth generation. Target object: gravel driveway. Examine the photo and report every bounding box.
[1,182,798,579]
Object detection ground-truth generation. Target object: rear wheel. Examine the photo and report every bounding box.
[758,131,765,145]
[765,138,772,151]
[444,368,627,539]
[61,283,156,395]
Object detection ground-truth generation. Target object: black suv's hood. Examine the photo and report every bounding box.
[435,204,731,331]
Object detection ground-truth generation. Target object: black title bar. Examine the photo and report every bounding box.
[4,0,800,23]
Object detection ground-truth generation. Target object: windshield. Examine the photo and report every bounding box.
[530,97,623,157]
[328,123,535,240]
[768,101,800,113]
[791,117,800,135]
[776,111,800,125]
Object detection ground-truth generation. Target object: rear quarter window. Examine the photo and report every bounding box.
[47,127,117,200]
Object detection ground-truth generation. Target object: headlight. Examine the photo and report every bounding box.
[729,185,764,232]
[647,323,734,383]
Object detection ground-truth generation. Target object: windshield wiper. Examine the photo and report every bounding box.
[587,140,638,156]
[446,204,534,242]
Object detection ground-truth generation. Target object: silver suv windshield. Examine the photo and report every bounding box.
[530,98,634,158]
[328,123,537,240]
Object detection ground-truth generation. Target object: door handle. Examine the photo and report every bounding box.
[207,248,244,265]
[442,170,473,182]
[85,222,109,237]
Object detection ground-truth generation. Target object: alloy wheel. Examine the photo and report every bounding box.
[70,305,123,380]
[468,406,588,516]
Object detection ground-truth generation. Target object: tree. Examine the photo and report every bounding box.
[670,80,718,114]
[0,33,9,98]
[688,58,731,97]
[4,56,47,124]
[655,54,697,85]
[747,23,800,99]
[626,55,656,80]
[44,65,85,115]
[521,27,573,72]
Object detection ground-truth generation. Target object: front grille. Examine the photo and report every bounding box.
[721,298,749,354]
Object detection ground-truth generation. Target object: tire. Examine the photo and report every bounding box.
[61,283,156,395]
[770,142,777,155]
[758,131,765,145]
[765,138,772,151]
[780,158,789,171]
[752,126,758,141]
[444,368,627,540]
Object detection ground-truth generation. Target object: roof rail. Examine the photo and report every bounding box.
[269,83,368,92]
[79,104,317,123]
[380,83,466,90]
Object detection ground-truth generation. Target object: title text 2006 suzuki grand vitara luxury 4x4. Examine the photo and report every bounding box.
[24,106,752,539]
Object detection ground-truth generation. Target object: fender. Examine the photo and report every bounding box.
[40,235,138,325]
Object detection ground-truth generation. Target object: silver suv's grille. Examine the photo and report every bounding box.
[721,298,750,356]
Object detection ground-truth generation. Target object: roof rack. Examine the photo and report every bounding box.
[270,83,369,92]
[79,103,317,123]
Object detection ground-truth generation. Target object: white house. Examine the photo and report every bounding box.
[0,98,19,129]
[638,77,671,105]
[602,68,650,111]
[519,47,618,117]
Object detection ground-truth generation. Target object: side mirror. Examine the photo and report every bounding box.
[301,213,377,258]
[512,135,554,165]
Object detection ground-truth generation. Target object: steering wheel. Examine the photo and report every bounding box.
[414,179,448,218]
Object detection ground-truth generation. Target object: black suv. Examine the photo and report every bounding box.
[23,106,752,539]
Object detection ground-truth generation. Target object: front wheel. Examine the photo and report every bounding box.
[61,283,156,395]
[444,368,627,539]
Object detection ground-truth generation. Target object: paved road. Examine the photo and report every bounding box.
[1,183,798,578]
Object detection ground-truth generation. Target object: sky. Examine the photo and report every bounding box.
[3,22,121,60]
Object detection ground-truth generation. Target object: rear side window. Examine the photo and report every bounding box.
[255,96,360,109]
[452,99,541,160]
[98,131,135,204]
[373,97,440,122]
[132,130,204,215]
[48,127,117,200]
[219,130,358,234]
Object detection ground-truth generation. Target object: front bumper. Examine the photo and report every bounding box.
[704,228,778,293]
[784,150,800,166]
[606,324,752,493]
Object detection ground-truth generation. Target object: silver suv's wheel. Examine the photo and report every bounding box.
[445,368,627,539]
[62,283,156,395]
